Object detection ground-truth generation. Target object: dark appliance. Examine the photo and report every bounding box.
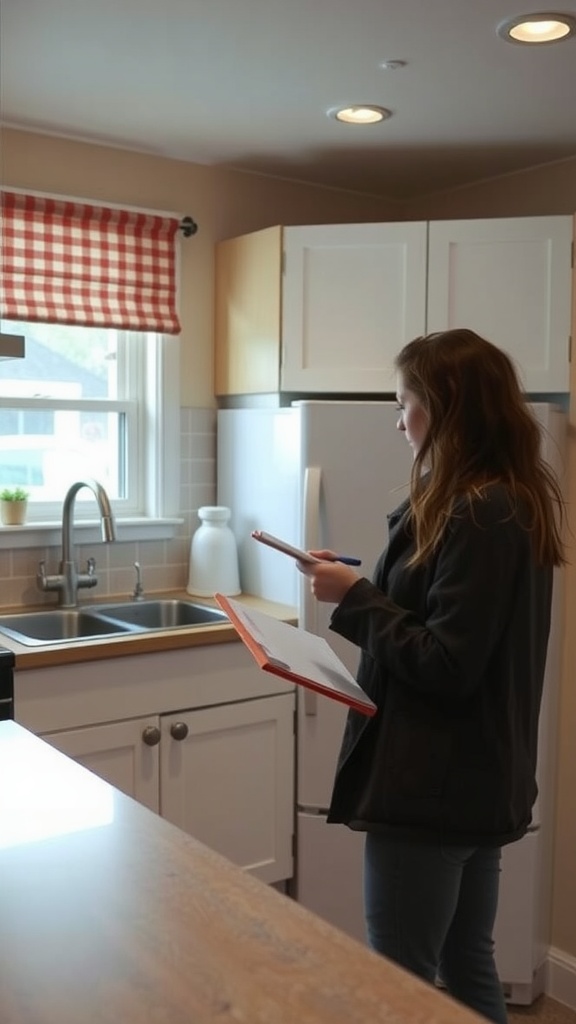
[0,647,15,720]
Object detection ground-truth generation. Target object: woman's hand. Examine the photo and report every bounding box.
[298,549,361,604]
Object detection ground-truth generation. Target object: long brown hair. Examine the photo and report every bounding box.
[395,329,566,567]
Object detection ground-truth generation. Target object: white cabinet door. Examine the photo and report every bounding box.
[42,717,161,813]
[427,216,573,392]
[160,693,295,883]
[281,222,427,392]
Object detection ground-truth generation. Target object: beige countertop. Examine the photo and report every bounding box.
[0,592,297,670]
[0,720,485,1024]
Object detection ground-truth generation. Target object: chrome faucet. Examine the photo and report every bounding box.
[37,478,117,608]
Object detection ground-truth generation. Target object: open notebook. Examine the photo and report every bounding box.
[215,594,376,717]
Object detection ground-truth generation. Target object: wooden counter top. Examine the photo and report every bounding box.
[0,592,297,670]
[0,721,485,1024]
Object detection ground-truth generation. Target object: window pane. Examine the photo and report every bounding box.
[0,409,19,434]
[0,320,173,522]
[0,410,126,500]
[23,409,54,434]
[0,321,118,400]
[0,321,128,505]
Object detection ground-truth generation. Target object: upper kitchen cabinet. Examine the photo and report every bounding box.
[427,216,573,393]
[215,216,573,397]
[214,222,428,395]
[215,226,284,396]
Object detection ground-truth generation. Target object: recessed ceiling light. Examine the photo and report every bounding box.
[497,12,576,43]
[327,105,392,125]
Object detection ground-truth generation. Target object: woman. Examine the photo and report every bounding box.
[300,329,565,1024]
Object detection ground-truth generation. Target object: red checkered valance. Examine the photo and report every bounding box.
[0,191,181,334]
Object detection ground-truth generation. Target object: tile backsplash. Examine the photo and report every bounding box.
[0,408,217,610]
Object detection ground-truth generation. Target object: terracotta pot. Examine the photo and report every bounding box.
[0,500,28,526]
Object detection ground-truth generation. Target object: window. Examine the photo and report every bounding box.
[0,318,180,526]
[0,191,182,538]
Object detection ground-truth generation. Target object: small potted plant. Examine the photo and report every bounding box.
[0,487,29,526]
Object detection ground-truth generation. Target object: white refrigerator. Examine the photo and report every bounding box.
[217,399,564,1004]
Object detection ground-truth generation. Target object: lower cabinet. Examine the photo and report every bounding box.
[160,697,294,883]
[41,715,161,812]
[41,691,295,885]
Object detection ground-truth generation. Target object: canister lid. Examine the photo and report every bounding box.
[198,506,231,522]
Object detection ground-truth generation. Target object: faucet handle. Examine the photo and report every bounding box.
[36,559,63,594]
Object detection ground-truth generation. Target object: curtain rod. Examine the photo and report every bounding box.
[2,186,199,236]
[179,216,198,237]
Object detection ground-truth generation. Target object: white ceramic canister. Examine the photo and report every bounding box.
[187,506,241,597]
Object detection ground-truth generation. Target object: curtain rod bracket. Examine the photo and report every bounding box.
[180,216,198,237]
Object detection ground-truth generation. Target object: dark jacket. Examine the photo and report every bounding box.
[327,484,553,846]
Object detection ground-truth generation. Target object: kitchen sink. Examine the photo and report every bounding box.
[96,599,229,630]
[0,609,135,646]
[0,599,229,646]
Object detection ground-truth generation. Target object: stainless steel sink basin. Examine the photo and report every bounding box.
[0,609,135,646]
[0,599,229,646]
[96,599,229,630]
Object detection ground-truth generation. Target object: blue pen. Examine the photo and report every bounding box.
[335,555,362,566]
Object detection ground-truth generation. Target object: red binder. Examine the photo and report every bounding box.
[215,594,376,717]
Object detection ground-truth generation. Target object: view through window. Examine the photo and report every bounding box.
[0,319,146,519]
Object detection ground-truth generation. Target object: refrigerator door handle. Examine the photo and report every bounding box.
[302,466,322,717]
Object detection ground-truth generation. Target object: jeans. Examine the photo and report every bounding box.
[364,834,508,1024]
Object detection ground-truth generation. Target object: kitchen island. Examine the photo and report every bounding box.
[0,720,486,1024]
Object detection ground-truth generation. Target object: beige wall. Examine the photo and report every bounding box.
[402,155,576,220]
[2,126,575,967]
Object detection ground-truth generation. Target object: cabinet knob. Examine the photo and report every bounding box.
[142,725,161,747]
[170,721,189,741]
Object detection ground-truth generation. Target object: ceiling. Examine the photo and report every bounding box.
[1,0,576,202]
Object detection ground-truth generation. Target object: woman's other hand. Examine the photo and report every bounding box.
[298,549,361,604]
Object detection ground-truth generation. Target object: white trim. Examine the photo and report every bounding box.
[150,333,180,517]
[546,947,576,1011]
[0,518,184,550]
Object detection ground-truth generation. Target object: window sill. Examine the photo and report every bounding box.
[0,518,185,549]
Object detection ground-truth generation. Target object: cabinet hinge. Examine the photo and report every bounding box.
[569,336,572,363]
[571,240,574,269]
[292,832,297,858]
